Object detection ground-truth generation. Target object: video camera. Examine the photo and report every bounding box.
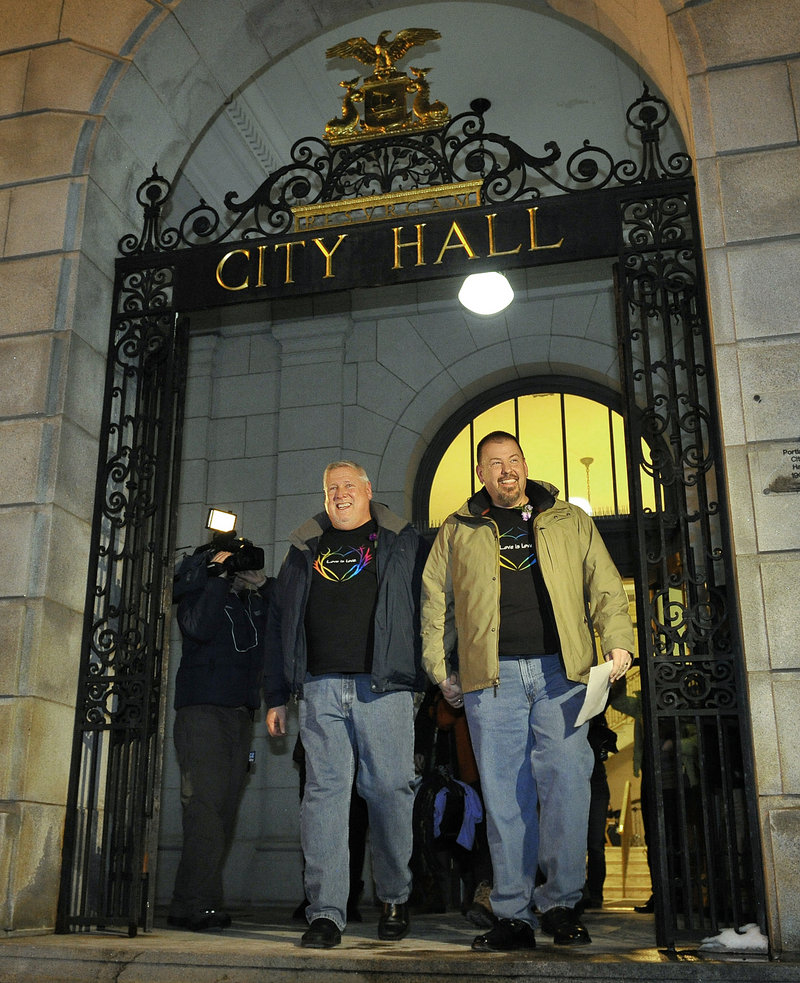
[195,531,265,575]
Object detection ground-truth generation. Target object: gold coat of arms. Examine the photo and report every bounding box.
[324,28,450,143]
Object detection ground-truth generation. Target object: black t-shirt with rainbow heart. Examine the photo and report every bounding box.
[489,505,560,656]
[304,519,378,674]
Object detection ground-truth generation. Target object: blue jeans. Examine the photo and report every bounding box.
[299,674,415,930]
[464,654,593,926]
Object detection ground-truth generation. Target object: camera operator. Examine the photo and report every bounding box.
[167,537,272,932]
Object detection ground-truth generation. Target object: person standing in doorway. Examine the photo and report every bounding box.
[265,461,428,948]
[168,541,271,931]
[421,431,635,952]
[583,713,617,910]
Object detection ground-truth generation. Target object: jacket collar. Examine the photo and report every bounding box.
[465,478,558,518]
[290,500,408,551]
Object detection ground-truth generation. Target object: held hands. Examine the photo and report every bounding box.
[605,647,633,683]
[439,671,463,708]
[266,705,287,736]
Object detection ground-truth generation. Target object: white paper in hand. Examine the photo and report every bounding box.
[574,659,614,727]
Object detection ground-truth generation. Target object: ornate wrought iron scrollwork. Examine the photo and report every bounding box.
[623,84,692,183]
[118,165,180,255]
[120,86,691,252]
[653,658,737,711]
[617,176,764,943]
[59,252,186,934]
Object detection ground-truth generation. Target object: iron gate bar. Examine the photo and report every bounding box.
[56,260,189,933]
[615,184,767,949]
[58,86,766,947]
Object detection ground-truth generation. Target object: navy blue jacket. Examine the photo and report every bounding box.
[174,556,271,710]
[264,502,428,708]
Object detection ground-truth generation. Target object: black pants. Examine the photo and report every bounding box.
[586,758,610,901]
[170,704,252,918]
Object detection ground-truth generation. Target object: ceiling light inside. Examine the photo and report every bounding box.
[458,272,514,315]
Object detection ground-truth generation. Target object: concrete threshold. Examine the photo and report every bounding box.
[0,907,795,983]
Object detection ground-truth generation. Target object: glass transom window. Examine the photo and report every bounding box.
[428,392,655,527]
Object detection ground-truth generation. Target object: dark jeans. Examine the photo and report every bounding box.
[586,757,610,901]
[170,704,252,918]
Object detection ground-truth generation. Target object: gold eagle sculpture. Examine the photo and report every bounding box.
[326,28,441,79]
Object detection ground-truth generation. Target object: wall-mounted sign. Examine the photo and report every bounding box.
[173,187,620,311]
[763,445,800,494]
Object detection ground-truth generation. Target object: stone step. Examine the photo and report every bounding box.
[0,909,787,983]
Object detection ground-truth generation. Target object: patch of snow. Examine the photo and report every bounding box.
[699,923,768,953]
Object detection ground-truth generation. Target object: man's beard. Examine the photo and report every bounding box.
[494,480,523,508]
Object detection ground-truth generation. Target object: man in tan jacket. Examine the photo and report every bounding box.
[421,431,634,953]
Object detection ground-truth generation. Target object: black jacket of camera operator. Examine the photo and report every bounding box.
[172,539,270,711]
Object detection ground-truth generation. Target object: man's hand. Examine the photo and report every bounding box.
[236,568,267,587]
[266,705,287,736]
[439,671,463,708]
[207,550,233,577]
[605,647,633,683]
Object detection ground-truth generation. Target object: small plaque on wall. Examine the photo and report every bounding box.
[762,444,800,496]
[752,443,800,552]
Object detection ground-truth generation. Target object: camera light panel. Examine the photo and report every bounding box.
[206,507,237,534]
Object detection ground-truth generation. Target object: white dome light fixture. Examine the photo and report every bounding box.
[458,271,514,315]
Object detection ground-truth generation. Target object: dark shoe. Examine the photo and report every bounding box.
[634,895,654,914]
[187,909,232,931]
[378,902,410,941]
[301,917,341,949]
[472,918,536,952]
[540,906,591,946]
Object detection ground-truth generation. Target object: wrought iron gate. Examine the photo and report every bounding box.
[56,247,189,935]
[615,185,767,947]
[57,86,766,946]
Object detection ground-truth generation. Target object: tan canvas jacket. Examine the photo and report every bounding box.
[421,479,635,694]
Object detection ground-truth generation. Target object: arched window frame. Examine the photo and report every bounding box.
[412,375,667,578]
[413,375,626,527]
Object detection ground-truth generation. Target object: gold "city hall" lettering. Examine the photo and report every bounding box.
[215,235,349,290]
[391,208,563,269]
[214,207,564,292]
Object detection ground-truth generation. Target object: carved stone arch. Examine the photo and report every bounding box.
[56,79,766,953]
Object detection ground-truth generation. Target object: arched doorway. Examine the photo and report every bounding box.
[55,82,765,950]
[414,380,640,523]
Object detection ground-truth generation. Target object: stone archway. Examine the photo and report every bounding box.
[5,0,799,954]
[55,53,769,951]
